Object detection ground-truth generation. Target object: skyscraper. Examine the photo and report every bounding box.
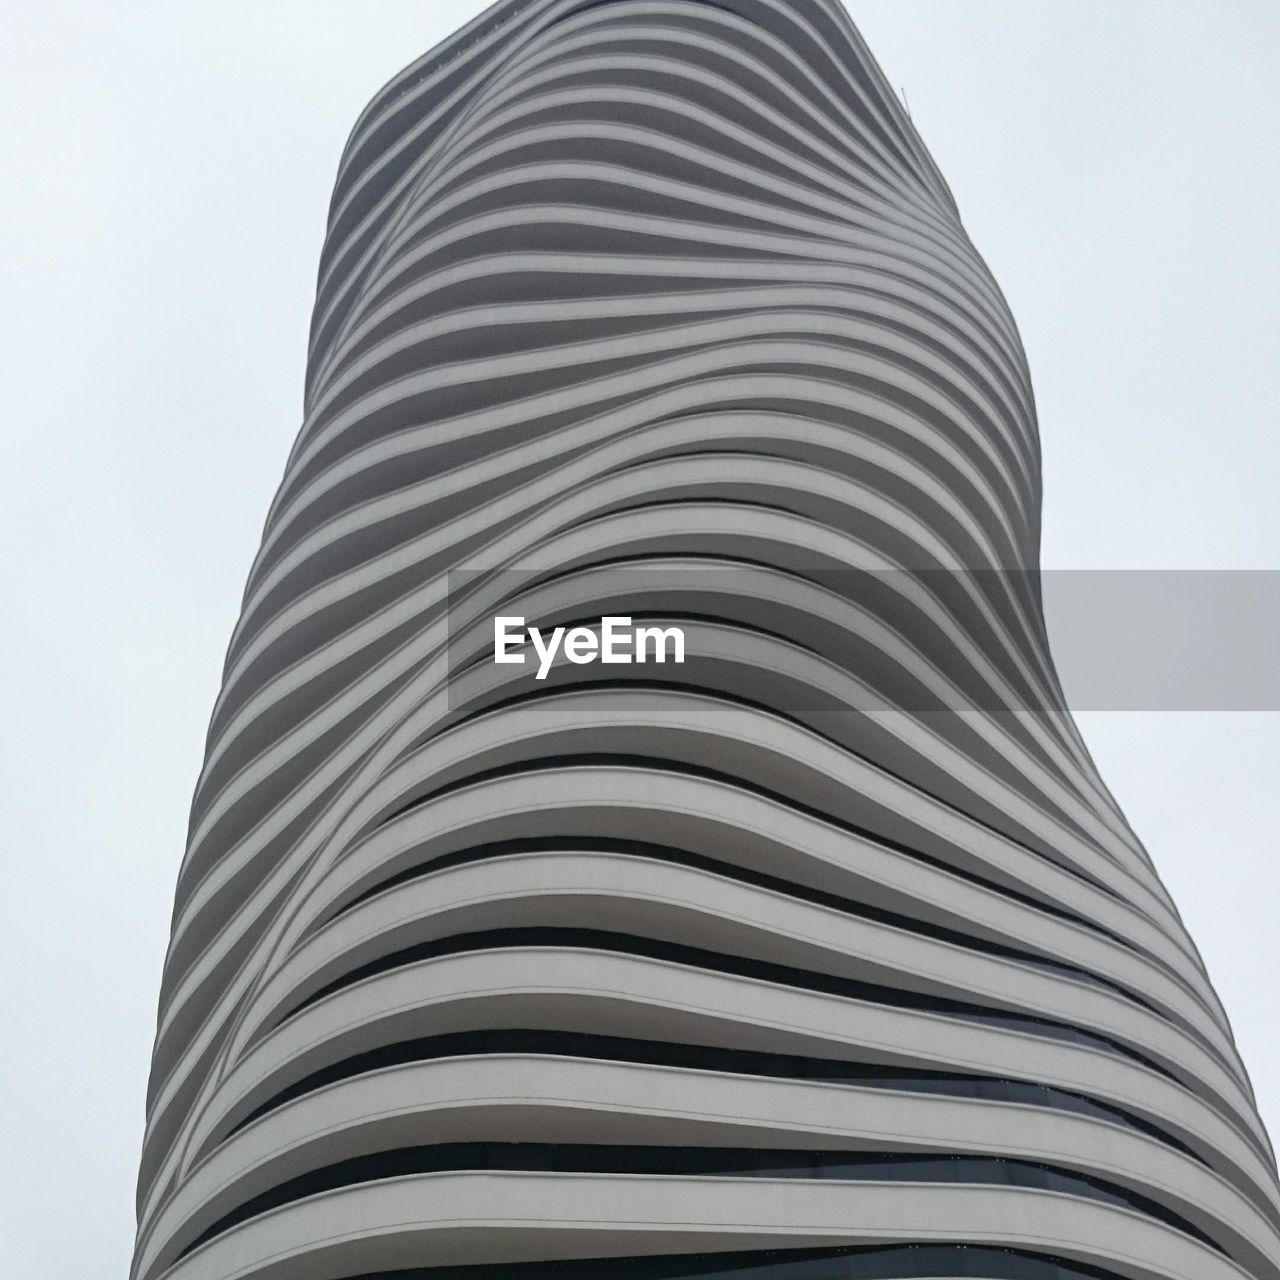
[131,2,1280,1278]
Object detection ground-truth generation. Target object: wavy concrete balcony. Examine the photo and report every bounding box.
[131,2,1280,1278]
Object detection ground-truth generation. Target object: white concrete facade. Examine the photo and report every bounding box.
[131,3,1280,1278]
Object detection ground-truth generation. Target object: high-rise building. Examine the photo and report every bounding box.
[131,2,1280,1278]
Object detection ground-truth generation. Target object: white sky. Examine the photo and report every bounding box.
[2,3,1277,1274]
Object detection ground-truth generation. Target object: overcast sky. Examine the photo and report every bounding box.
[2,3,1277,1275]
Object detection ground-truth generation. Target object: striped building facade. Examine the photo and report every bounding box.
[131,2,1280,1278]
